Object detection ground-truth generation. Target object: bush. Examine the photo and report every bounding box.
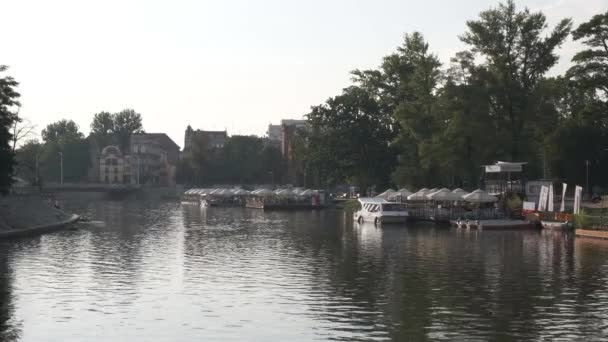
[573,209,589,229]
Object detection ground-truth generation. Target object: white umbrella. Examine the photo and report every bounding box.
[233,189,250,195]
[298,189,314,197]
[396,188,413,197]
[376,189,396,199]
[452,188,469,199]
[276,189,295,197]
[407,190,429,201]
[254,189,274,196]
[425,188,451,200]
[463,189,498,203]
[427,188,461,201]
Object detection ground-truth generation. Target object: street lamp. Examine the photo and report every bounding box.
[58,152,63,185]
[268,171,274,188]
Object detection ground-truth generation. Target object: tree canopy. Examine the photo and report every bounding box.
[0,66,20,194]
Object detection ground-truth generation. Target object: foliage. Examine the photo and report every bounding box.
[178,135,284,186]
[305,86,397,192]
[0,65,20,194]
[41,119,83,144]
[14,139,43,185]
[573,209,589,229]
[90,111,115,135]
[24,119,90,183]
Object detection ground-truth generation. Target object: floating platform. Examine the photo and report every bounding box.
[575,229,608,240]
[452,219,538,230]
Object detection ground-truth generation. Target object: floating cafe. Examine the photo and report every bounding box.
[182,162,606,237]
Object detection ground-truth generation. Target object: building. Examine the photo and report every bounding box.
[184,125,227,151]
[267,124,282,142]
[93,133,180,186]
[131,133,180,186]
[99,145,131,184]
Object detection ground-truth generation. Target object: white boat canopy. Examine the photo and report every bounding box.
[463,189,498,203]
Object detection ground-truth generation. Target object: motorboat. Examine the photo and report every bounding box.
[354,198,408,225]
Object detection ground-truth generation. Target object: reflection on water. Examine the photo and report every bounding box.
[0,201,608,341]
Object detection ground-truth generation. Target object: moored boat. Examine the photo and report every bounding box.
[353,198,408,225]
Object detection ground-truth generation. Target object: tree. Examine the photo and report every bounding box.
[306,86,397,192]
[569,10,608,99]
[0,65,20,194]
[41,119,83,144]
[112,109,144,136]
[39,120,89,183]
[460,0,572,161]
[90,111,115,135]
[10,111,36,153]
[15,139,43,185]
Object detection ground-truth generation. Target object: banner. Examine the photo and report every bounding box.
[548,185,554,212]
[574,185,583,214]
[560,183,567,212]
[523,201,536,211]
[538,186,549,212]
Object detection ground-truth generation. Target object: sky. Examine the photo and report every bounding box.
[2,0,607,149]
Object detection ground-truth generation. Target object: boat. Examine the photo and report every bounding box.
[353,198,408,225]
[541,220,572,230]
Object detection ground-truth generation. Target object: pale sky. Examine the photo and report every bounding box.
[2,0,607,148]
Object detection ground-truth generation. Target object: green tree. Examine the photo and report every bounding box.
[460,0,572,161]
[0,65,20,194]
[39,120,89,183]
[15,139,43,185]
[112,109,144,152]
[41,119,83,144]
[112,109,144,136]
[306,86,396,192]
[90,111,115,135]
[568,10,608,103]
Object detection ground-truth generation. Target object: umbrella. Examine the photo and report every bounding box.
[298,189,314,197]
[232,189,250,195]
[463,189,498,203]
[427,188,461,201]
[276,189,296,197]
[254,189,274,196]
[407,190,429,201]
[452,188,469,199]
[376,189,397,199]
[396,188,413,197]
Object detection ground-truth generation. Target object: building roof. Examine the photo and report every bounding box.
[132,133,180,150]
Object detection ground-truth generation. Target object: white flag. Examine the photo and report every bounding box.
[548,185,554,212]
[560,183,567,212]
[538,186,549,212]
[574,185,583,214]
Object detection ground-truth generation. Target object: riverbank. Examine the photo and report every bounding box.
[0,194,79,238]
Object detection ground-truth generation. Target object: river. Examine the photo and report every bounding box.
[1,200,608,341]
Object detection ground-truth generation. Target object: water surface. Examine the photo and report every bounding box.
[1,200,608,341]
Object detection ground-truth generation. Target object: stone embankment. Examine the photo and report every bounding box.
[0,194,79,238]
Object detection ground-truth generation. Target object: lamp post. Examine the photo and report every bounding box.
[58,152,63,185]
[268,171,274,188]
